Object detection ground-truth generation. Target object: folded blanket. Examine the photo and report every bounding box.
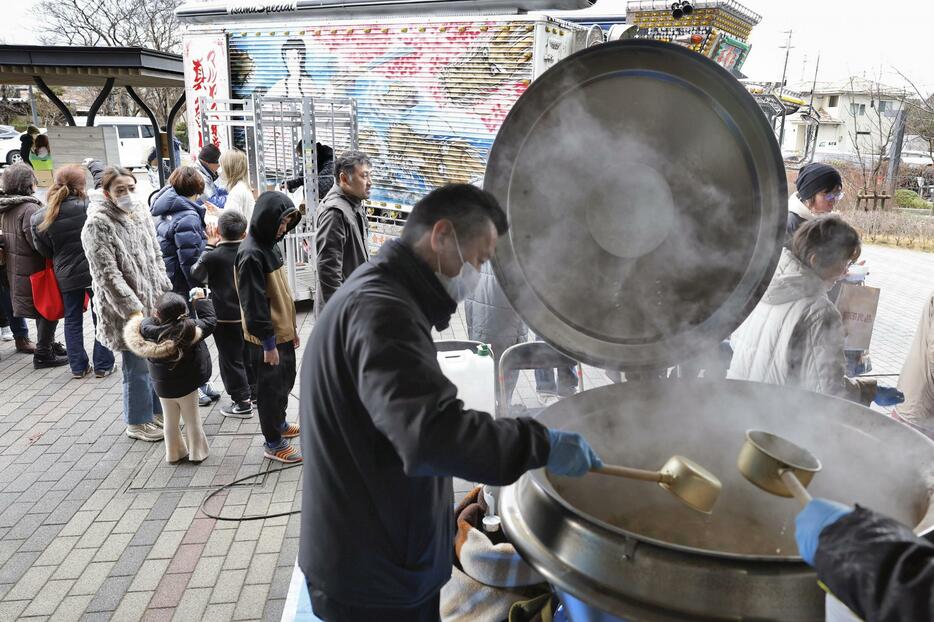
[441,487,549,622]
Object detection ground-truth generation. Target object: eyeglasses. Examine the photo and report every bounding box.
[823,190,845,202]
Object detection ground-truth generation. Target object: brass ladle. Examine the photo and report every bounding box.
[737,430,822,507]
[592,455,722,514]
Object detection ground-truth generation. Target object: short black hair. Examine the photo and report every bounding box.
[334,151,371,180]
[218,209,247,241]
[281,38,307,69]
[401,184,508,243]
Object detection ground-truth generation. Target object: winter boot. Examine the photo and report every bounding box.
[33,346,68,369]
[14,336,35,354]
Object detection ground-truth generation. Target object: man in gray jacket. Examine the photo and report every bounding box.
[313,151,372,314]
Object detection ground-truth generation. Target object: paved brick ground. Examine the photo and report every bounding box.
[0,243,928,621]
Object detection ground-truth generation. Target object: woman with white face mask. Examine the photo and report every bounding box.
[81,166,172,443]
[728,216,902,407]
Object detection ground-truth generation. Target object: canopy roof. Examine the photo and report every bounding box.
[0,46,184,87]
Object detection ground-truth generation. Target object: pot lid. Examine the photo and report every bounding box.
[485,40,787,370]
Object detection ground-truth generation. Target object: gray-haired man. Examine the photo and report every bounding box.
[313,150,372,314]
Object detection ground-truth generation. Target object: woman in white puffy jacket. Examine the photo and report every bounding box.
[728,216,877,405]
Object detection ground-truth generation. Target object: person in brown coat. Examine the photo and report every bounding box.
[0,163,67,367]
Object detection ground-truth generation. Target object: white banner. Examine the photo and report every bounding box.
[183,34,231,157]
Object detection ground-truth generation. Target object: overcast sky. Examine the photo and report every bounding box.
[3,0,932,95]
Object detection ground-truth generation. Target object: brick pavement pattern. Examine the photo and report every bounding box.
[0,243,928,621]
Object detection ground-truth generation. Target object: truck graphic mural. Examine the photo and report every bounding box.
[227,19,542,208]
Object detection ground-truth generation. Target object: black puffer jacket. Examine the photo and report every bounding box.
[190,242,242,322]
[815,506,934,621]
[31,195,92,292]
[0,194,44,318]
[122,298,217,399]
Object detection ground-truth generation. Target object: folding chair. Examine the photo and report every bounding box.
[497,341,584,418]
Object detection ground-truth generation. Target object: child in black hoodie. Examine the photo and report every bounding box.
[191,210,255,417]
[236,192,302,464]
[124,291,216,463]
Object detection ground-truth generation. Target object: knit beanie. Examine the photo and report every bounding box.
[199,143,221,164]
[796,163,842,201]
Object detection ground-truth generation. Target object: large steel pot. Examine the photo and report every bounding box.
[501,380,934,621]
[484,37,934,621]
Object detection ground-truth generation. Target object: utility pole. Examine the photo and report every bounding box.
[28,85,38,126]
[885,106,908,200]
[805,53,821,162]
[777,29,794,149]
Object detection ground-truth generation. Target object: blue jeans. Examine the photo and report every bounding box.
[62,288,114,374]
[0,279,27,337]
[121,349,162,425]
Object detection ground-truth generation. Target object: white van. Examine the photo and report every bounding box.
[74,116,158,169]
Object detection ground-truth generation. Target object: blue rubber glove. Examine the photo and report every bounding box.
[795,498,853,565]
[874,386,905,407]
[546,430,603,477]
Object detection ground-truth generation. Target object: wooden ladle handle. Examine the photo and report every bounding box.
[592,464,664,483]
[780,470,812,507]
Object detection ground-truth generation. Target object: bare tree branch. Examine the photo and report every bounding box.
[36,0,184,125]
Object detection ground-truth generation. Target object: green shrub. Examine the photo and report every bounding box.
[895,188,932,209]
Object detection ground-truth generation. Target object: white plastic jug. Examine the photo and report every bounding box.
[436,347,496,416]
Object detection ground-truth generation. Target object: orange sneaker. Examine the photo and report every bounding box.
[281,423,300,439]
[264,443,302,464]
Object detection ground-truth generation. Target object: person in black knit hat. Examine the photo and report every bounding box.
[786,162,844,243]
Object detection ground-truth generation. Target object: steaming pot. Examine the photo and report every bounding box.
[484,40,934,620]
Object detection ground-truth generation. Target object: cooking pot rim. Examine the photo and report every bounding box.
[528,467,806,562]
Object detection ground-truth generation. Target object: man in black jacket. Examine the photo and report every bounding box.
[236,192,302,463]
[313,150,372,314]
[796,498,934,621]
[299,183,602,621]
[191,210,255,417]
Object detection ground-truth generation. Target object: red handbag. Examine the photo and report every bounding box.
[30,259,88,321]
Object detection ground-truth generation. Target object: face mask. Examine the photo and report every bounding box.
[435,229,481,303]
[36,148,48,157]
[114,194,134,212]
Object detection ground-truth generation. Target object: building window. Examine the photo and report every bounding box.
[877,100,891,113]
[828,95,839,107]
[856,131,871,136]
[850,103,866,116]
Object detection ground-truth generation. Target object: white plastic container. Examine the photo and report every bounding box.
[436,348,496,416]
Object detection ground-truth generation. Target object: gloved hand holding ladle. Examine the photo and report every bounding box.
[546,430,722,514]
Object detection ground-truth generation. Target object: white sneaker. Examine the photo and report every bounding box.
[151,414,164,428]
[126,424,164,442]
[0,327,13,341]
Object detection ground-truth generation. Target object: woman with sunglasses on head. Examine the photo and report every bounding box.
[786,162,845,243]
